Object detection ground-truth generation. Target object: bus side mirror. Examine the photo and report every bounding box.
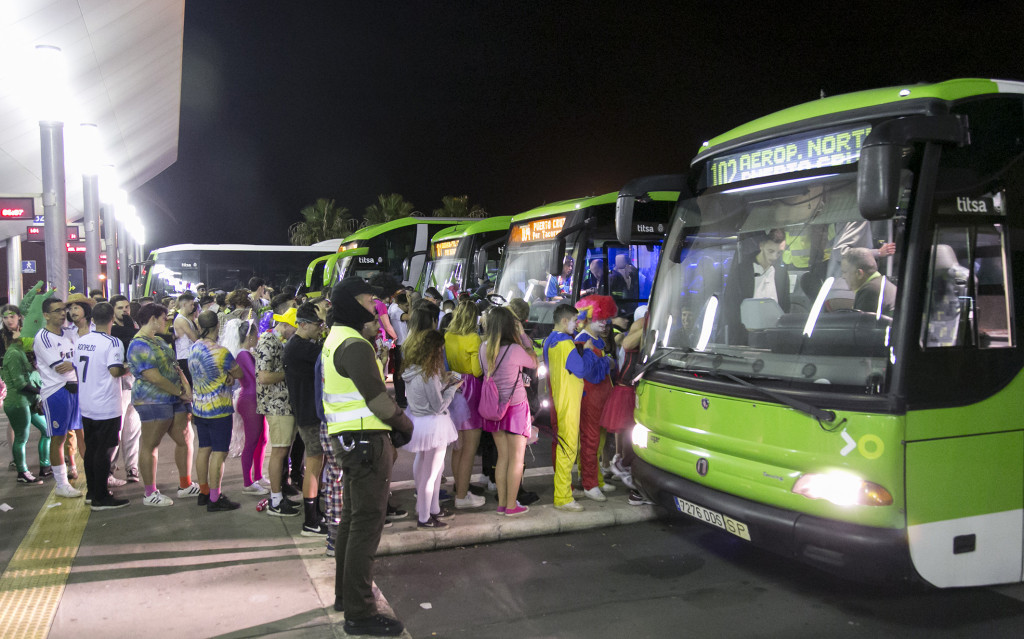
[402,257,411,282]
[616,193,636,245]
[857,144,903,220]
[474,249,486,281]
[548,238,566,277]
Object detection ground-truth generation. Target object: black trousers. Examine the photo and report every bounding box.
[82,416,121,500]
[333,430,395,620]
[390,346,407,407]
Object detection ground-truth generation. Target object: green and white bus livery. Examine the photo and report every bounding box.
[617,79,1023,587]
[422,215,513,299]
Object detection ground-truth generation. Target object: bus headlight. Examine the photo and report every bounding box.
[632,423,650,449]
[537,363,548,378]
[792,471,893,507]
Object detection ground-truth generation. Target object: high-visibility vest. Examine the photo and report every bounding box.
[322,325,390,435]
[784,226,834,268]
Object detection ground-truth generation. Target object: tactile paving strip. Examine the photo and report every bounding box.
[0,474,89,639]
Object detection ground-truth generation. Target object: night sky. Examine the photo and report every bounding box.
[136,2,1024,249]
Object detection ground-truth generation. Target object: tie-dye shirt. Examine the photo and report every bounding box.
[187,339,237,419]
[127,334,179,405]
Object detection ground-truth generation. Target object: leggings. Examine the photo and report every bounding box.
[5,403,50,472]
[238,395,268,486]
[412,445,446,524]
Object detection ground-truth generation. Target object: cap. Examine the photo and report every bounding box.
[66,293,96,308]
[273,307,298,327]
[334,277,383,299]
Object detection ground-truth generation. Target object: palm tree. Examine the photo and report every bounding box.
[288,198,350,245]
[364,193,416,225]
[432,195,488,218]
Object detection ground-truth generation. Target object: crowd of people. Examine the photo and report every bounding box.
[1,273,651,636]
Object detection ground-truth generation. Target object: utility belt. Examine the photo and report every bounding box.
[335,430,390,466]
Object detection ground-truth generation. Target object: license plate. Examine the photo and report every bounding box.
[674,497,751,541]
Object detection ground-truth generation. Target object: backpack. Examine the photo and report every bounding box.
[478,345,520,422]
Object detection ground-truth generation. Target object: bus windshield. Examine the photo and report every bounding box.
[423,257,465,298]
[646,169,906,396]
[494,238,568,304]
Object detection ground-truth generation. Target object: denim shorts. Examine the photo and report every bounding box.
[135,400,189,422]
[194,415,233,452]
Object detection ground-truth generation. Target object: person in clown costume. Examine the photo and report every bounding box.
[572,295,618,502]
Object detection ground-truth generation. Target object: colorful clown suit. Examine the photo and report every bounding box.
[543,329,583,507]
[573,295,617,492]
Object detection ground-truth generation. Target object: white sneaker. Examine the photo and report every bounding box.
[242,482,270,495]
[143,491,173,507]
[454,493,485,509]
[177,482,201,498]
[582,486,606,502]
[485,479,497,494]
[257,477,272,487]
[621,474,637,490]
[610,454,630,479]
[107,475,127,487]
[599,483,616,493]
[55,484,83,498]
[554,500,584,512]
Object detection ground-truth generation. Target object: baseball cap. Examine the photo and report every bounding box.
[273,307,298,327]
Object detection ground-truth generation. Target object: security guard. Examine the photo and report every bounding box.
[323,277,412,637]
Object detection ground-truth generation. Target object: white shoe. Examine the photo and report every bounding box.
[242,483,270,495]
[599,483,616,493]
[257,477,272,487]
[454,493,485,509]
[583,486,606,502]
[55,484,83,498]
[610,454,630,479]
[107,475,127,487]
[621,474,637,490]
[554,500,584,512]
[572,488,585,499]
[177,482,201,498]
[485,479,497,494]
[143,491,173,507]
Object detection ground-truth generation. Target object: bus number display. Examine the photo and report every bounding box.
[708,125,872,187]
[433,239,460,258]
[515,215,566,243]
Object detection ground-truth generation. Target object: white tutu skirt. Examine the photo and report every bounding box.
[405,412,458,453]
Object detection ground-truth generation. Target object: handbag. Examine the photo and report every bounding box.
[478,346,521,422]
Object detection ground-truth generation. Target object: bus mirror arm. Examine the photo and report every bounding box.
[858,114,970,220]
[548,219,591,277]
[616,174,686,245]
[475,234,507,280]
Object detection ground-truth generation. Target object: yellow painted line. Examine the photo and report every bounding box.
[0,469,89,639]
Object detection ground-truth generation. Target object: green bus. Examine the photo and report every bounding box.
[422,215,513,299]
[304,216,475,292]
[616,78,1023,587]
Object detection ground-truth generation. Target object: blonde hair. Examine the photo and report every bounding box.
[446,300,479,336]
[402,329,446,381]
[482,306,519,374]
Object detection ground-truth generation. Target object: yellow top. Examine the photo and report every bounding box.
[444,331,483,376]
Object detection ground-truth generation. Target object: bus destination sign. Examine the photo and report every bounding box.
[515,215,566,243]
[707,125,872,188]
[433,239,460,258]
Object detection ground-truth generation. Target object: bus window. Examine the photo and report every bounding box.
[922,224,1014,349]
[580,251,607,297]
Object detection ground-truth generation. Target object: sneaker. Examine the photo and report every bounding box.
[326,537,336,557]
[125,468,140,482]
[39,465,53,478]
[599,483,616,493]
[485,479,497,494]
[8,461,15,471]
[621,474,637,490]
[282,482,301,498]
[383,518,393,528]
[432,506,454,519]
[454,493,486,509]
[517,490,540,506]
[343,614,404,637]
[257,477,271,488]
[242,482,270,495]
[554,500,585,512]
[267,500,299,517]
[67,466,79,480]
[610,454,630,479]
[505,503,529,516]
[417,516,447,529]
[496,506,506,514]
[177,482,201,498]
[91,496,130,511]
[301,521,329,537]
[17,471,43,485]
[55,483,83,498]
[143,491,173,507]
[582,486,606,502]
[207,495,241,512]
[107,475,127,487]
[628,489,655,506]
[197,493,210,507]
[386,503,407,519]
[438,489,453,501]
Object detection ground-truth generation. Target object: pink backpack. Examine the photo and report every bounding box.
[478,346,520,421]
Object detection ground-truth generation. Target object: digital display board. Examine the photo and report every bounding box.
[432,239,460,259]
[514,215,566,243]
[0,197,34,220]
[707,125,872,188]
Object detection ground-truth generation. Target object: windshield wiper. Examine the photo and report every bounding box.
[686,366,838,424]
[632,347,685,384]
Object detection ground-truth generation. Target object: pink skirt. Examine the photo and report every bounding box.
[454,374,485,431]
[481,400,532,437]
[599,385,636,434]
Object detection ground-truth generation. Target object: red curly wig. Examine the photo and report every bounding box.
[575,295,617,321]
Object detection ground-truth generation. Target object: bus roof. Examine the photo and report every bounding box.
[431,223,475,243]
[695,78,1024,163]
[149,243,335,255]
[341,216,476,242]
[509,193,619,225]
[453,215,513,238]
